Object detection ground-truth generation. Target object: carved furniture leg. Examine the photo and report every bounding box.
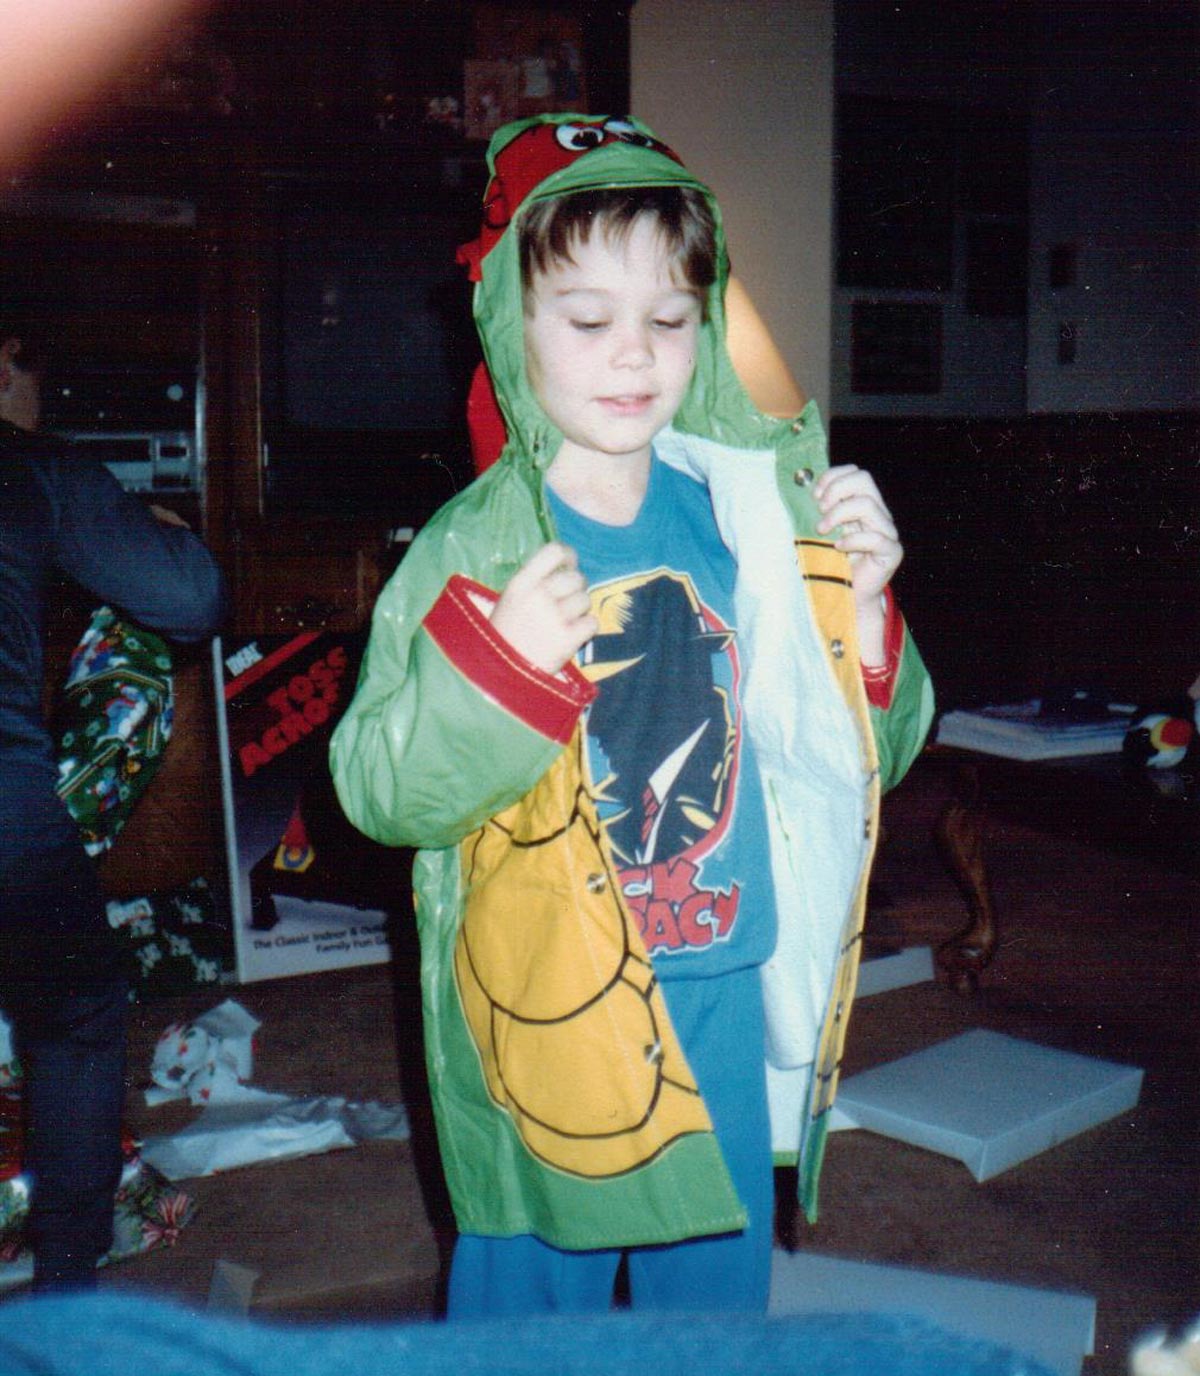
[933,762,997,993]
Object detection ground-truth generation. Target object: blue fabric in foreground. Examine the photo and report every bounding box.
[0,1292,1057,1376]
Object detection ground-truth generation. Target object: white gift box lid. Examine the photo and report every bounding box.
[771,1248,1095,1376]
[835,1028,1143,1181]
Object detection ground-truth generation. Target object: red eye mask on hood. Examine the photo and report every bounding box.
[456,117,683,283]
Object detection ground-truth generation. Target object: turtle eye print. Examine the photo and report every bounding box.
[555,123,606,152]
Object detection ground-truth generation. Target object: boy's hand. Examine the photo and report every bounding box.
[490,542,598,675]
[814,465,902,666]
[814,464,903,606]
[149,503,189,528]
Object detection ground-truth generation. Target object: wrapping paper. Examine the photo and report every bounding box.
[147,998,260,1106]
[140,1091,410,1180]
[107,878,236,1001]
[54,606,173,857]
[141,999,410,1180]
[0,1121,196,1283]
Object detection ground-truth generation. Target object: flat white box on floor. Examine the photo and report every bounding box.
[835,1029,1143,1181]
[770,1249,1095,1376]
[856,944,935,997]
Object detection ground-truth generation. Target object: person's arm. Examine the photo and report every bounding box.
[331,541,596,853]
[725,277,807,419]
[870,634,934,791]
[46,453,226,642]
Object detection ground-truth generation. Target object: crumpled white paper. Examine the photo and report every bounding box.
[146,999,260,1106]
[139,999,409,1181]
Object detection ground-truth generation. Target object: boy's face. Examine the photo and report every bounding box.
[523,215,701,474]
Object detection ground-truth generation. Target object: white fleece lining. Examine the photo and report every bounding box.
[655,431,869,1146]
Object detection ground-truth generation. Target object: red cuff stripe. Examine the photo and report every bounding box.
[423,574,596,745]
[862,586,904,711]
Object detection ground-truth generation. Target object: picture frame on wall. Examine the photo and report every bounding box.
[463,60,520,142]
[850,301,943,395]
[465,3,588,140]
[836,96,954,293]
[965,219,1029,319]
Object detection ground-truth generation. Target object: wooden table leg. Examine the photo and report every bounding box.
[933,761,998,993]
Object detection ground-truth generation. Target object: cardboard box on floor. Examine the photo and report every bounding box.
[213,633,393,984]
[770,1249,1095,1376]
[855,944,935,997]
[832,1029,1144,1181]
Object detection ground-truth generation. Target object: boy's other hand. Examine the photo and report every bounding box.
[813,464,903,606]
[490,542,598,674]
[149,503,190,529]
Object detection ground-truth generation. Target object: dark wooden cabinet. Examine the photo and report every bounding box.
[232,519,397,636]
[2,4,630,897]
[7,1,632,636]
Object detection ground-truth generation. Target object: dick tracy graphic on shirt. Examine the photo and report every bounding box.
[578,570,744,960]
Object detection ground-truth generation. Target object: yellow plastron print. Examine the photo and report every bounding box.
[795,536,880,1129]
[455,741,712,1178]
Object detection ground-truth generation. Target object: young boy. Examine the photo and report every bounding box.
[330,114,933,1318]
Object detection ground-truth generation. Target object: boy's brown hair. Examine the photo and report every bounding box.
[519,186,718,313]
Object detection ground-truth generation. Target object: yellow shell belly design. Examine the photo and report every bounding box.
[455,742,712,1178]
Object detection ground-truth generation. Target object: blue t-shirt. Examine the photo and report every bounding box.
[548,454,776,980]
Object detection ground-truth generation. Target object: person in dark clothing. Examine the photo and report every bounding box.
[0,316,226,1290]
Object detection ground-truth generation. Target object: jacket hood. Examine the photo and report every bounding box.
[458,113,793,478]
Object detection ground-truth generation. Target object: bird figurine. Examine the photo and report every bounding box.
[1122,699,1195,769]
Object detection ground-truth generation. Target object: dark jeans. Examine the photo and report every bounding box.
[0,841,127,1291]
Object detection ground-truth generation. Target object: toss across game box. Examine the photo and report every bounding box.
[213,630,398,983]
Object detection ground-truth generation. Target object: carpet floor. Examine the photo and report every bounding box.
[13,756,1197,1376]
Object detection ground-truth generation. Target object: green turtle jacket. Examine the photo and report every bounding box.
[330,115,934,1250]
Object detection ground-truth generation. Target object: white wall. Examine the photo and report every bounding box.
[631,0,834,419]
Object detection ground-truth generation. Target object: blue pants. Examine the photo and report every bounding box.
[0,841,127,1292]
[448,965,773,1318]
